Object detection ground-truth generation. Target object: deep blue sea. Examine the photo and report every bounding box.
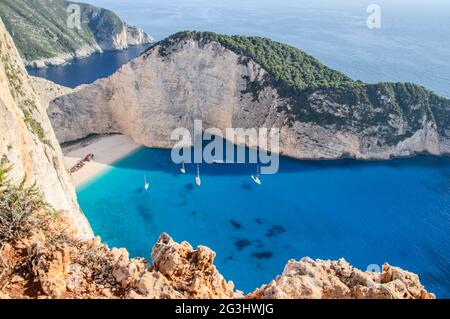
[77,148,450,297]
[87,0,450,98]
[27,44,150,88]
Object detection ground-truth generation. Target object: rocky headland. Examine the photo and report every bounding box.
[0,0,154,68]
[48,32,450,160]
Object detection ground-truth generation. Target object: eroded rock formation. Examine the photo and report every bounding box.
[151,233,237,298]
[248,258,434,299]
[0,223,434,299]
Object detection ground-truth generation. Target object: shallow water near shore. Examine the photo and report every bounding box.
[77,148,450,297]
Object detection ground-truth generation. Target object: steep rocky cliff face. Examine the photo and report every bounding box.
[0,18,92,238]
[30,76,73,109]
[48,32,450,160]
[0,0,154,68]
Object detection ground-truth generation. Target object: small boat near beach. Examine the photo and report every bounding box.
[144,175,150,190]
[251,165,262,185]
[195,164,201,186]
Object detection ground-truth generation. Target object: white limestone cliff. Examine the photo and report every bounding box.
[0,18,92,238]
[48,37,450,160]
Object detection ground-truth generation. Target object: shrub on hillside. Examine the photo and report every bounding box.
[0,165,51,245]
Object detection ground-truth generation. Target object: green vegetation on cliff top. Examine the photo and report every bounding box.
[0,0,124,61]
[159,31,356,92]
[157,31,450,142]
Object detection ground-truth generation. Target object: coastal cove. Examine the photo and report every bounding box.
[1,0,448,301]
[76,146,450,297]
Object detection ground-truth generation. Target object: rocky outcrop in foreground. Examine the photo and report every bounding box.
[0,216,434,299]
[248,258,434,299]
[0,213,238,299]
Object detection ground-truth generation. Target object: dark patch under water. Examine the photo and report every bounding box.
[420,180,450,195]
[235,239,251,251]
[255,240,264,248]
[252,251,273,260]
[266,225,287,237]
[136,204,156,231]
[230,219,242,230]
[255,218,264,225]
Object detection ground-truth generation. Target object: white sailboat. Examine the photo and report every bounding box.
[144,175,150,190]
[195,164,201,186]
[251,165,262,185]
[180,161,186,174]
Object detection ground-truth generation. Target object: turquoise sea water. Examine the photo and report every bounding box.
[77,148,450,297]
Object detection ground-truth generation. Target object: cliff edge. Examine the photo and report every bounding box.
[0,17,92,237]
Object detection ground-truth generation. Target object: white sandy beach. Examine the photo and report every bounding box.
[64,134,141,187]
